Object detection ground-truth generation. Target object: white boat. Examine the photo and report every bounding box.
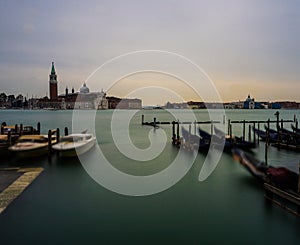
[8,135,56,158]
[52,133,96,157]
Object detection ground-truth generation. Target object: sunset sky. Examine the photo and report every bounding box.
[0,0,299,105]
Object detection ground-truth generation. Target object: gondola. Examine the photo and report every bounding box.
[278,127,300,145]
[214,127,256,151]
[197,127,212,140]
[181,127,210,152]
[232,149,299,193]
[266,126,300,146]
[252,127,278,142]
[264,126,290,142]
[291,124,300,134]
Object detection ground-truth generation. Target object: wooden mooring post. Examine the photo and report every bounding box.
[298,162,300,195]
[64,127,69,136]
[264,164,300,217]
[242,120,246,141]
[265,120,270,166]
[143,115,295,150]
[172,121,176,145]
[264,182,300,217]
[56,128,60,143]
[15,124,18,135]
[48,128,60,158]
[229,124,233,145]
[48,129,52,157]
[256,122,259,145]
[37,122,41,135]
[248,124,251,142]
[19,124,23,136]
[176,120,180,146]
[7,130,12,146]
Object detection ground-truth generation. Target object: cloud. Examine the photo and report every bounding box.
[23,23,35,34]
[0,0,299,102]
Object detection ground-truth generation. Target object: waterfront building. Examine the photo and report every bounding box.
[1,62,142,110]
[73,83,108,110]
[186,101,205,109]
[277,101,299,109]
[270,102,281,109]
[224,101,244,109]
[244,95,255,109]
[243,94,261,109]
[107,97,142,109]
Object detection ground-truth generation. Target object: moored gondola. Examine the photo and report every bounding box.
[232,148,299,193]
[252,127,278,143]
[214,126,256,151]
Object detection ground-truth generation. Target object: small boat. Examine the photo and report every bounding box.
[52,133,96,157]
[8,135,56,158]
[232,149,299,193]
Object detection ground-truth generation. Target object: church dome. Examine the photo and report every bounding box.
[80,82,90,94]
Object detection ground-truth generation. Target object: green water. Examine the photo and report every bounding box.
[0,109,300,244]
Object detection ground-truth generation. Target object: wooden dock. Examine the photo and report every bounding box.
[272,142,300,152]
[0,167,44,214]
[141,112,297,148]
[264,183,300,217]
[1,121,70,157]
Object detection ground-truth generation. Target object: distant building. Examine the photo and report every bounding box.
[3,62,142,110]
[107,97,142,109]
[57,83,108,110]
[49,62,58,102]
[277,101,299,109]
[271,102,282,109]
[243,94,261,109]
[224,101,244,109]
[73,83,108,110]
[244,95,255,109]
[40,62,109,110]
[187,101,205,109]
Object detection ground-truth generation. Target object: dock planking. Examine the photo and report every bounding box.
[0,167,43,214]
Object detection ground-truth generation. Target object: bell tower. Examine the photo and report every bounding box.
[49,62,58,101]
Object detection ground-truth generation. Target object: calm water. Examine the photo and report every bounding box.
[0,109,300,244]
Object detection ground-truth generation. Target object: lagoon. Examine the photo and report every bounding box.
[0,109,300,244]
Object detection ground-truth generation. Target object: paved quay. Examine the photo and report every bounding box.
[0,167,43,214]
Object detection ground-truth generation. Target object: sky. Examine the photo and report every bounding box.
[0,0,299,105]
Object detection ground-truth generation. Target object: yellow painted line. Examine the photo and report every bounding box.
[0,167,43,214]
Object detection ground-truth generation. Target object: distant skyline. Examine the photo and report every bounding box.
[0,0,299,105]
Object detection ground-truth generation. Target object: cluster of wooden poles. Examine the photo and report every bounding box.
[142,113,300,217]
[1,121,70,156]
[141,113,296,150]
